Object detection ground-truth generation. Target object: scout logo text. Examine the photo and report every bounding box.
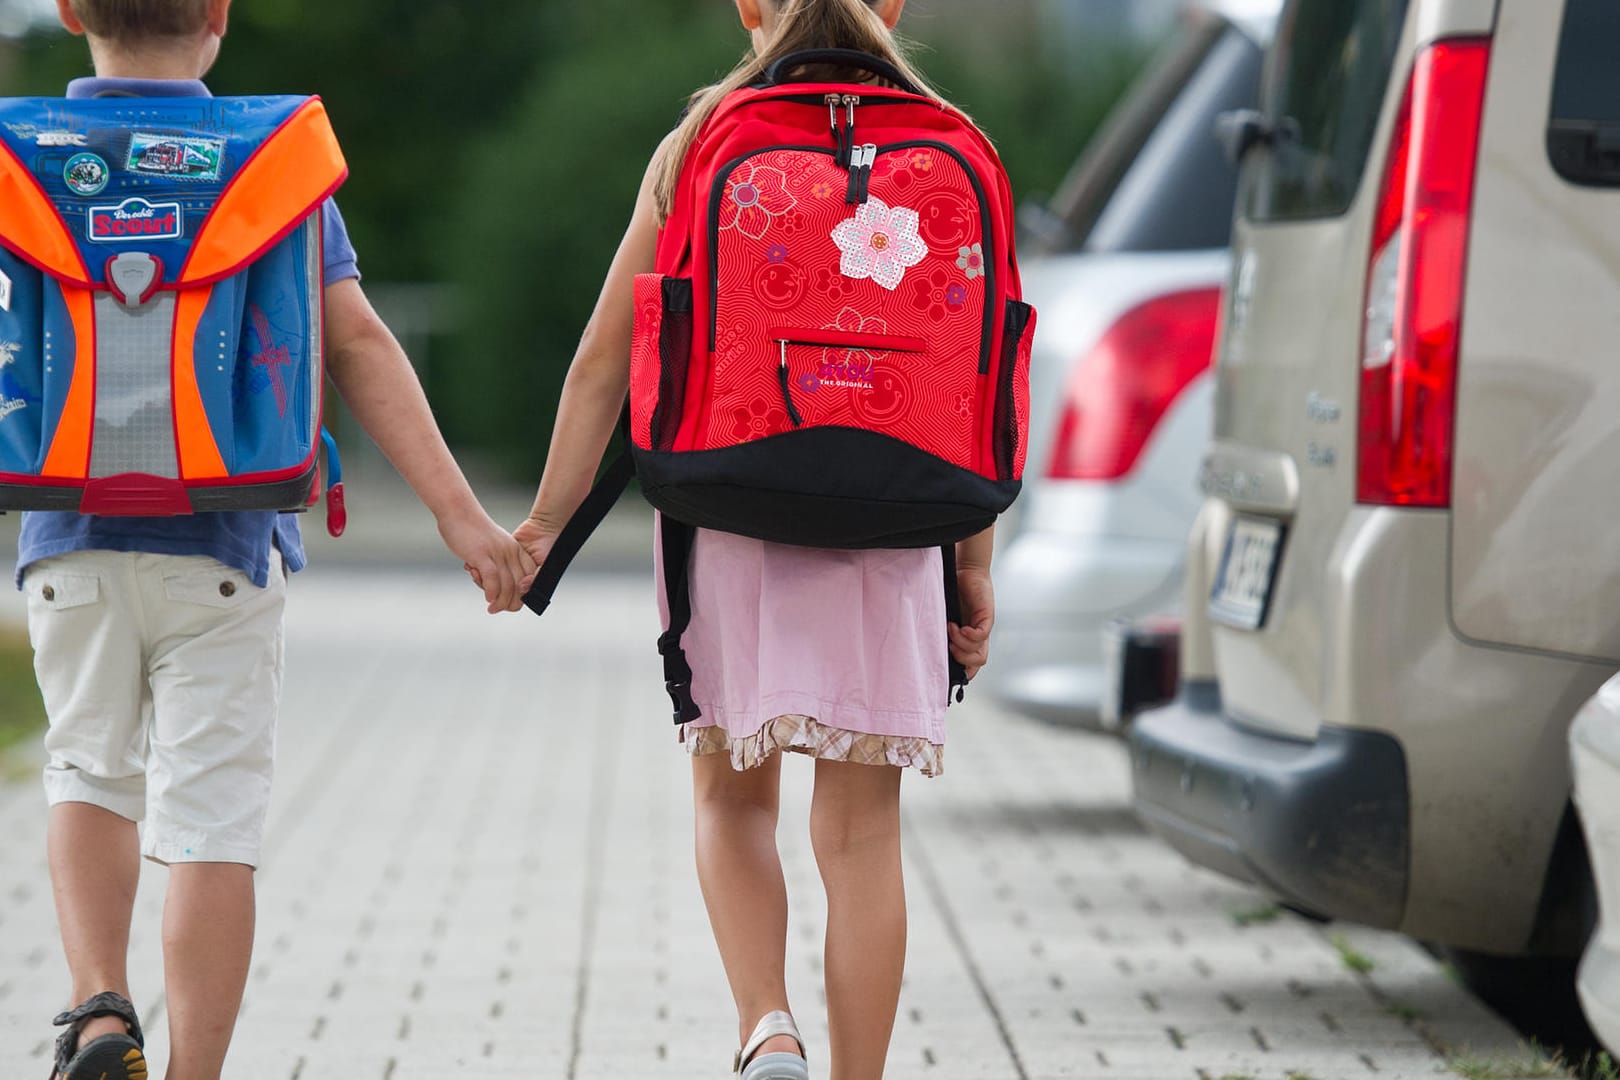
[128,133,224,180]
[63,153,109,196]
[89,198,183,243]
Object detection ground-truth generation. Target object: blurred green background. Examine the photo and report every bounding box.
[0,0,1160,481]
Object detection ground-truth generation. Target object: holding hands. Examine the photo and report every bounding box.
[441,506,538,614]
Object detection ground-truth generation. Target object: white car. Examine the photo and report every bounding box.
[989,0,1279,727]
[1574,678,1620,1051]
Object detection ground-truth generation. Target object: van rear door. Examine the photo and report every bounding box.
[1450,0,1620,662]
[1203,0,1412,735]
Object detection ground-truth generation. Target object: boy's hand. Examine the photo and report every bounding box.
[440,511,537,614]
[948,565,995,681]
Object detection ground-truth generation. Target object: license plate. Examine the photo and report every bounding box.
[1210,517,1284,630]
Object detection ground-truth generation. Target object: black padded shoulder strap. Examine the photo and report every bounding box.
[658,517,704,725]
[522,448,636,617]
[942,543,970,704]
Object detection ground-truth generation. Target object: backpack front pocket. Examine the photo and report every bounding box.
[768,327,927,430]
[630,274,693,452]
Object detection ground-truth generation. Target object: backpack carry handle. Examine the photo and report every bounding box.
[764,49,924,97]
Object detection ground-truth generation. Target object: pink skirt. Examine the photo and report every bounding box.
[656,520,948,776]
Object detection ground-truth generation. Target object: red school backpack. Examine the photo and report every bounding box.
[525,49,1036,721]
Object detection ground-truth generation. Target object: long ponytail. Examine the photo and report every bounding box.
[651,0,945,223]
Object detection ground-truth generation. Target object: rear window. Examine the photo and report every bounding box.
[1243,0,1412,222]
[1030,12,1259,255]
[1086,26,1264,253]
[1548,0,1620,187]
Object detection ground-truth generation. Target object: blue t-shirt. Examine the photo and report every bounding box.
[15,76,361,589]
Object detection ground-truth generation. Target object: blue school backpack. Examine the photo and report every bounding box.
[0,94,348,529]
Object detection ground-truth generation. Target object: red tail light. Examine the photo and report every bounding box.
[1047,288,1220,481]
[1358,39,1491,507]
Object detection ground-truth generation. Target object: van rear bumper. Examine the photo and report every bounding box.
[1129,689,1409,927]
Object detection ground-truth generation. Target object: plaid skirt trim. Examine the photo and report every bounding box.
[683,714,943,777]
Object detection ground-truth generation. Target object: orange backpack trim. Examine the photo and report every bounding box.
[0,140,90,285]
[180,98,348,286]
[39,288,97,479]
[171,287,229,480]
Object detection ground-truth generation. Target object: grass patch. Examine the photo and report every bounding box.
[1286,1073,1324,1080]
[1448,1046,1575,1079]
[1331,932,1376,975]
[1230,901,1283,928]
[1581,1053,1620,1080]
[0,629,43,757]
[1218,1075,1258,1080]
[1385,1000,1425,1023]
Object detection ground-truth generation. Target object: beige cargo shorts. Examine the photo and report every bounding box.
[25,550,287,867]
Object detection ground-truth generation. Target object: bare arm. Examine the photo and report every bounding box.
[956,524,994,572]
[324,278,534,612]
[516,145,664,559]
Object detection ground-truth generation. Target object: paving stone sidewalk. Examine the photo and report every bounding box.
[0,569,1538,1079]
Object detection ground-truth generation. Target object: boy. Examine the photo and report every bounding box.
[21,3,535,1078]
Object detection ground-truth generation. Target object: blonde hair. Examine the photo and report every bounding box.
[69,0,211,39]
[652,0,944,222]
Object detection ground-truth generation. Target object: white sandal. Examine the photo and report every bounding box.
[733,1010,809,1080]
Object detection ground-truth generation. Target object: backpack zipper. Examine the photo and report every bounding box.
[845,144,877,205]
[825,93,861,169]
[776,340,804,427]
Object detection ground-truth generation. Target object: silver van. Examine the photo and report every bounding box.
[1129,0,1619,997]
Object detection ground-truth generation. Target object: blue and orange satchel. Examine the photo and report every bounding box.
[0,94,348,530]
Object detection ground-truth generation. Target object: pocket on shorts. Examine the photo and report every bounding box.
[26,569,100,611]
[162,565,256,609]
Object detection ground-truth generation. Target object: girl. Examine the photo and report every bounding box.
[515,1,997,1076]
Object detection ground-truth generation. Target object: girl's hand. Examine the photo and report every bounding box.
[512,515,562,573]
[440,510,537,614]
[949,565,995,681]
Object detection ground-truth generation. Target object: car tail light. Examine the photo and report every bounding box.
[1047,288,1220,481]
[1358,39,1491,507]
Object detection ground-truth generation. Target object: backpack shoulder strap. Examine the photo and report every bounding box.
[521,442,636,617]
[941,543,970,704]
[658,517,703,725]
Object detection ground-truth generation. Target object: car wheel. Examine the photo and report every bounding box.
[1439,948,1598,1055]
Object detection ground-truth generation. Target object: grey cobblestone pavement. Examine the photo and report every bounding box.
[0,568,1540,1079]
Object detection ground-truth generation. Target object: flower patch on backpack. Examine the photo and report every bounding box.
[831,197,926,291]
[721,163,797,240]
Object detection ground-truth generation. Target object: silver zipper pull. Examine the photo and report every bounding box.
[825,92,841,132]
[850,144,878,204]
[779,339,789,370]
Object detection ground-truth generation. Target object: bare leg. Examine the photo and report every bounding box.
[161,863,254,1080]
[48,802,141,1048]
[691,752,801,1059]
[811,760,906,1080]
